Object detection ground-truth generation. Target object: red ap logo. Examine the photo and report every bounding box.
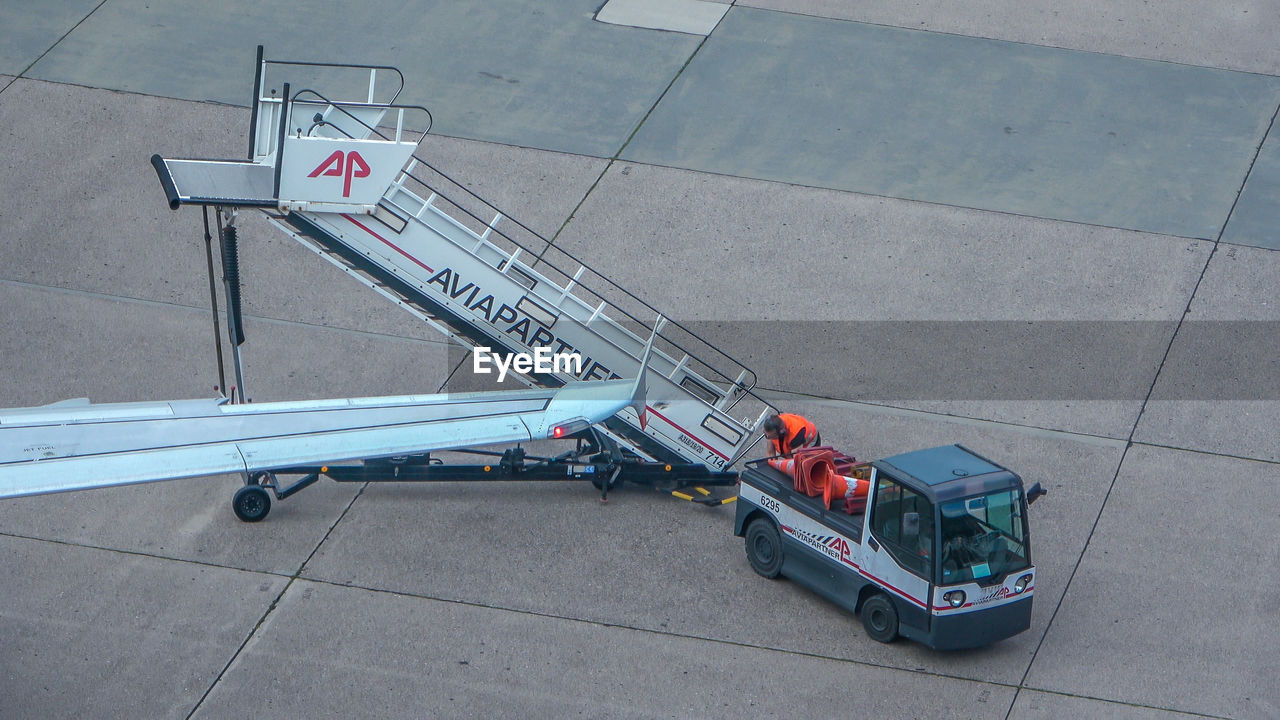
[308,150,370,198]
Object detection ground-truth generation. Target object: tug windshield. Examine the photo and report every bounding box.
[939,488,1029,585]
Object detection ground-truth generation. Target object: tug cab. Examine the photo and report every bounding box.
[735,444,1046,650]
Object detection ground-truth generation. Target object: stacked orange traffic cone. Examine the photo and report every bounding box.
[767,457,797,483]
[770,450,865,511]
[768,453,836,497]
[824,474,870,514]
[793,448,836,497]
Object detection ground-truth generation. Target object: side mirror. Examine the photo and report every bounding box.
[1026,482,1047,505]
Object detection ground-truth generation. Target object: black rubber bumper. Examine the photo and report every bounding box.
[928,595,1033,650]
[151,154,182,210]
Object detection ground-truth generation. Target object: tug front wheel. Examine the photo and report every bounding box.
[745,518,784,579]
[232,485,271,523]
[861,593,899,643]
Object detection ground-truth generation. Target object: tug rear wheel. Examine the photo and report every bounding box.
[232,485,271,523]
[745,518,784,578]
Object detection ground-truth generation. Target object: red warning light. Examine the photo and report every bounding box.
[547,418,589,440]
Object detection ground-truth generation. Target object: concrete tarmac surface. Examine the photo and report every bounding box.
[1,2,1276,718]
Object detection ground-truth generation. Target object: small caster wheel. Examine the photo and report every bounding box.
[589,466,622,491]
[233,485,271,523]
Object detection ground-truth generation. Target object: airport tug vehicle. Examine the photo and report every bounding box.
[736,445,1046,649]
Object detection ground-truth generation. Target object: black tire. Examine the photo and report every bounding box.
[745,518,784,578]
[232,485,271,523]
[861,593,899,643]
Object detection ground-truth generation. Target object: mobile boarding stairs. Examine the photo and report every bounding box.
[152,48,774,514]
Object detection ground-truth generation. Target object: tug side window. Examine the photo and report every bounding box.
[871,476,933,578]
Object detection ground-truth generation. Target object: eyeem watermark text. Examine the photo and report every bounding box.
[472,347,583,382]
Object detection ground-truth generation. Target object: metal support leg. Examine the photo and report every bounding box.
[599,465,621,503]
[215,206,248,403]
[201,207,229,396]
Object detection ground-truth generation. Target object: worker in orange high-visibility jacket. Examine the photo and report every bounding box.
[762,412,820,458]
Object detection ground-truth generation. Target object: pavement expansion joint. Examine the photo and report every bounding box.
[1002,686,1233,720]
[759,388,1131,449]
[10,0,106,80]
[603,154,1223,244]
[1011,435,1139,715]
[1130,440,1278,466]
[0,530,291,578]
[188,481,371,718]
[0,278,454,349]
[1120,242,1220,453]
[293,573,1024,689]
[1216,98,1280,245]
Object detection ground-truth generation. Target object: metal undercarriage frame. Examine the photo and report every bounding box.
[231,428,740,522]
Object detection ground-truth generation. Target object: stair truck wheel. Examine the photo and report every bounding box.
[745,517,784,578]
[861,592,899,643]
[232,485,271,523]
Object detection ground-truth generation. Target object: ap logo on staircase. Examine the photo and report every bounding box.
[278,136,415,207]
[309,150,370,198]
